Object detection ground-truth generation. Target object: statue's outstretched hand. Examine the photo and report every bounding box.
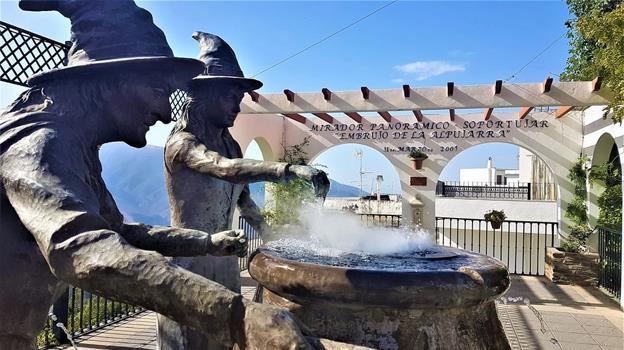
[207,229,248,257]
[287,165,330,199]
[238,301,312,350]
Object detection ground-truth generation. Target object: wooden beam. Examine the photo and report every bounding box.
[518,106,533,119]
[449,109,455,121]
[412,110,423,122]
[402,84,410,98]
[240,81,610,114]
[345,112,362,123]
[592,77,602,92]
[283,113,306,124]
[248,91,259,102]
[378,111,392,122]
[542,76,553,93]
[447,82,454,96]
[321,88,332,101]
[494,80,502,95]
[484,108,493,120]
[312,112,334,124]
[360,86,370,100]
[555,106,574,119]
[284,89,295,102]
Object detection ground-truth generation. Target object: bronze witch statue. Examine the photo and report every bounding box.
[159,31,330,349]
[0,1,311,349]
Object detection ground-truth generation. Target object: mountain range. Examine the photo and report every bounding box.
[99,142,364,226]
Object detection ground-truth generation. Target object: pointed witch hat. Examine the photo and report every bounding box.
[19,0,204,86]
[190,31,262,91]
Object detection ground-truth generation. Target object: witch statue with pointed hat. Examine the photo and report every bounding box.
[160,31,329,349]
[0,2,311,349]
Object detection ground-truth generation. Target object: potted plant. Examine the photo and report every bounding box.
[408,149,428,170]
[484,209,506,229]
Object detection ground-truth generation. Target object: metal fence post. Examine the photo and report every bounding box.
[527,182,531,200]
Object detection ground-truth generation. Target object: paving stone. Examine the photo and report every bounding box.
[551,331,598,345]
[547,323,587,333]
[574,317,618,327]
[590,334,624,347]
[557,341,602,350]
[583,325,624,336]
[543,315,581,325]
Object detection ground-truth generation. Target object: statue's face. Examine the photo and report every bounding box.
[199,82,245,128]
[111,76,174,147]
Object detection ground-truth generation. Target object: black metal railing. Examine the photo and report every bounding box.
[598,226,622,299]
[436,181,531,200]
[238,217,262,271]
[38,287,143,349]
[360,213,402,228]
[435,217,558,276]
[436,181,557,201]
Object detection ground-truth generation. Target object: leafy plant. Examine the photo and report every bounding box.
[408,148,428,160]
[484,210,507,223]
[262,137,318,227]
[589,155,622,229]
[562,155,594,252]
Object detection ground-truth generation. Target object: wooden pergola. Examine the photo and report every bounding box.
[240,77,610,123]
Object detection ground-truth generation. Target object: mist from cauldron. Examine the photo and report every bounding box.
[292,203,433,255]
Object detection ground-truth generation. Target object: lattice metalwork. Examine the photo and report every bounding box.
[170,89,187,121]
[1,21,189,118]
[0,21,68,87]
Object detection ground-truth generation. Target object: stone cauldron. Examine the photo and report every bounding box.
[249,242,511,350]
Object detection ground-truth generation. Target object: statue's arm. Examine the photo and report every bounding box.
[166,133,289,184]
[1,152,247,346]
[120,223,245,257]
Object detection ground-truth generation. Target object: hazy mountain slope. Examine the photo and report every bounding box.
[99,143,367,225]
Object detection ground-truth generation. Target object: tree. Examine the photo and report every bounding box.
[562,0,624,123]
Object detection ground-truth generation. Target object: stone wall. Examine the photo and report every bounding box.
[545,247,600,286]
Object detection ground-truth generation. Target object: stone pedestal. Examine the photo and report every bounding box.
[263,289,508,350]
[545,247,600,286]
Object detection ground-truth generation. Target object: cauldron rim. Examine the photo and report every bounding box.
[248,246,510,308]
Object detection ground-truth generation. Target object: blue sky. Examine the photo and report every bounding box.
[1,0,570,191]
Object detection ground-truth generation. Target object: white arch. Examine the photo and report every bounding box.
[233,111,582,233]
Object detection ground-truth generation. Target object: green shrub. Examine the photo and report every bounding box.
[562,155,594,252]
[589,157,622,229]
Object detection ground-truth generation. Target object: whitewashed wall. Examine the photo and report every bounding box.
[435,198,557,222]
